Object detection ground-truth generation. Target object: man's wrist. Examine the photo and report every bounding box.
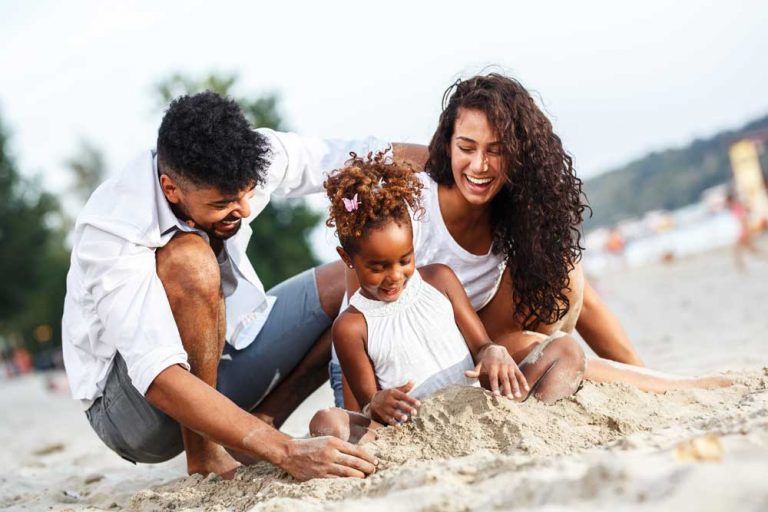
[245,427,293,468]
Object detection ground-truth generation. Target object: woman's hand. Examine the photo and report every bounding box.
[369,381,421,426]
[466,344,529,399]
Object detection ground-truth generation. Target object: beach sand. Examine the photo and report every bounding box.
[2,237,767,511]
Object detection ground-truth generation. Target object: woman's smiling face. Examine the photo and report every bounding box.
[449,107,506,206]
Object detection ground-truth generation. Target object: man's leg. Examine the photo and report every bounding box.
[217,260,346,428]
[253,260,346,427]
[155,232,240,477]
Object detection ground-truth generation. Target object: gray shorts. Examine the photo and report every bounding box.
[85,268,331,464]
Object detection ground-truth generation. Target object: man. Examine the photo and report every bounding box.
[62,91,421,479]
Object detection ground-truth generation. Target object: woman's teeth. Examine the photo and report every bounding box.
[465,175,493,185]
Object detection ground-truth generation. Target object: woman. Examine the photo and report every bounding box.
[331,73,728,409]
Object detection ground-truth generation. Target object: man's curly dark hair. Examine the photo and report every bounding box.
[156,91,270,195]
[426,74,589,331]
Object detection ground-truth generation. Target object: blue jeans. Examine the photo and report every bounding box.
[328,360,345,408]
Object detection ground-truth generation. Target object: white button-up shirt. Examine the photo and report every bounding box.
[62,129,386,406]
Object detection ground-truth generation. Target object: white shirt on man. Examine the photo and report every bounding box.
[62,129,386,407]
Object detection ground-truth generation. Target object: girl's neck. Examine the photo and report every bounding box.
[437,183,493,254]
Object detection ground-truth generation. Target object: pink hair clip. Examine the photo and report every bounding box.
[342,193,360,212]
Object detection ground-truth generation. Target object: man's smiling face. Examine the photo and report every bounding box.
[160,173,256,240]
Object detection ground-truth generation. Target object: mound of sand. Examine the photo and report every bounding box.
[128,369,768,511]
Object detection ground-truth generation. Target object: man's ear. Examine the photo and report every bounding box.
[159,174,182,204]
[336,246,354,269]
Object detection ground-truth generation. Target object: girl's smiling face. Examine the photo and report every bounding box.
[339,219,416,303]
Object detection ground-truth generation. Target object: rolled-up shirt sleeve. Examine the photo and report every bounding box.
[78,225,189,395]
[257,129,389,198]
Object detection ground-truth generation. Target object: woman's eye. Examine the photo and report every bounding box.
[458,146,474,153]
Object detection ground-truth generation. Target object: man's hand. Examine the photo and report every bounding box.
[466,344,529,399]
[280,436,377,480]
[369,381,421,426]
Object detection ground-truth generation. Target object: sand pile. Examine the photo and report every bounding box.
[128,368,768,511]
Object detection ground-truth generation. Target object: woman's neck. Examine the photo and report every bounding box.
[437,183,493,255]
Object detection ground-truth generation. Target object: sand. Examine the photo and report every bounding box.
[2,237,768,511]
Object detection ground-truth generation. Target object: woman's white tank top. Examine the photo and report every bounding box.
[348,269,475,399]
[412,174,505,311]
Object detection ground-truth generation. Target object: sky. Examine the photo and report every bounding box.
[1,0,766,258]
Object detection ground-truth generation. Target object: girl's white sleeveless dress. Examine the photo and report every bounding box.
[348,269,476,399]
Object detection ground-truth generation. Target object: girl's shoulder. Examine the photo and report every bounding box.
[332,306,367,346]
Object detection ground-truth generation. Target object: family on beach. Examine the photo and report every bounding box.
[62,73,730,481]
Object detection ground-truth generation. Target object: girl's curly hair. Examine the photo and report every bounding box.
[324,151,424,254]
[426,73,589,330]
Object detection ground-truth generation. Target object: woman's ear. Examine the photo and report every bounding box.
[337,246,354,269]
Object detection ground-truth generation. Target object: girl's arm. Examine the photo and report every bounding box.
[333,311,419,425]
[420,264,529,399]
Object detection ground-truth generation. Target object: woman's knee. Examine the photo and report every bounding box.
[527,334,586,403]
[550,334,587,375]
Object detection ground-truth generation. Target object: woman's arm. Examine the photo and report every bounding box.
[577,279,644,366]
[333,312,419,425]
[420,264,528,399]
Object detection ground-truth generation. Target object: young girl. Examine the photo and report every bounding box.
[310,154,587,441]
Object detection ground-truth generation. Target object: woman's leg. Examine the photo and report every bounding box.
[585,358,732,391]
[493,331,587,403]
[309,408,380,444]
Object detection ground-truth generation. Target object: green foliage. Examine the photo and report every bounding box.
[0,114,64,354]
[66,139,106,204]
[153,72,320,289]
[585,114,768,228]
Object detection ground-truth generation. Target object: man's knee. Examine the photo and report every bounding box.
[156,232,220,298]
[315,260,347,318]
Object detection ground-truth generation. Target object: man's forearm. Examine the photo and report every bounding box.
[576,280,644,366]
[146,365,292,466]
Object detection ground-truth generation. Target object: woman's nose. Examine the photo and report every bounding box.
[470,152,488,173]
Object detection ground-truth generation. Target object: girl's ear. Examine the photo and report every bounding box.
[336,246,354,269]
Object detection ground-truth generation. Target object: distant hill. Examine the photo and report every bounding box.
[583,114,768,229]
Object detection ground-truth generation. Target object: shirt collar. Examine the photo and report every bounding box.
[154,152,186,236]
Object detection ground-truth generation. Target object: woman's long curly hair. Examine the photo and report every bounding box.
[324,151,424,254]
[426,74,589,330]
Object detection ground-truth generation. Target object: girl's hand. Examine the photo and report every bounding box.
[369,381,421,426]
[465,344,529,400]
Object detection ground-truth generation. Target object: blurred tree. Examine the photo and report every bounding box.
[66,139,106,204]
[154,72,321,289]
[0,113,65,356]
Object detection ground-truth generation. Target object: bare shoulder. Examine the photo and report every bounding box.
[332,307,367,347]
[419,263,461,289]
